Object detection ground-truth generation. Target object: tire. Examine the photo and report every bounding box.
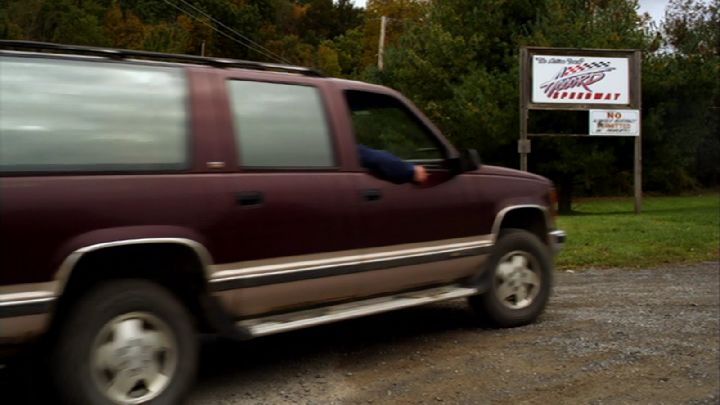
[469,228,553,328]
[53,279,198,405]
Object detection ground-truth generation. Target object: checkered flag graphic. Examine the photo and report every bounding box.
[558,61,612,78]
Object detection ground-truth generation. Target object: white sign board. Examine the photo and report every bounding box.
[532,55,630,104]
[589,109,640,136]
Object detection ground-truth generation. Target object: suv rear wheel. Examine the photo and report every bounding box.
[53,280,197,405]
[469,229,553,327]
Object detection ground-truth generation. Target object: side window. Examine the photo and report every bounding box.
[345,90,444,163]
[0,57,188,172]
[227,81,334,168]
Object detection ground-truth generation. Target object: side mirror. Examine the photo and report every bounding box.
[447,149,481,174]
[463,148,481,171]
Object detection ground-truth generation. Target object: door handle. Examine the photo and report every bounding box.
[362,188,382,202]
[236,191,264,206]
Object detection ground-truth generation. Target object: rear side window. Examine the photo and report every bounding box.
[0,57,188,172]
[227,80,333,168]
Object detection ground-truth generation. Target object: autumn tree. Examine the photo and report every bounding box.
[104,3,145,50]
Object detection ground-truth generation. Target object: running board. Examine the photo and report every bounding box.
[237,285,479,338]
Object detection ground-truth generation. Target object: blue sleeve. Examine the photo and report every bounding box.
[358,145,415,184]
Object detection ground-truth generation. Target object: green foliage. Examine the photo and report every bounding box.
[643,0,720,190]
[642,54,717,191]
[360,0,426,67]
[331,27,364,76]
[315,40,341,76]
[33,0,106,45]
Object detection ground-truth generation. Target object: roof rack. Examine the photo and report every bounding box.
[0,40,324,77]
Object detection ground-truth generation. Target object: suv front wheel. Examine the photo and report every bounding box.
[53,280,197,405]
[469,229,553,327]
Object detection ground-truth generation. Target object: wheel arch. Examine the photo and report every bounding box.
[50,238,217,334]
[491,205,551,246]
[55,238,213,292]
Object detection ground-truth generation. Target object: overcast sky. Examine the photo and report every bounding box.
[348,0,670,23]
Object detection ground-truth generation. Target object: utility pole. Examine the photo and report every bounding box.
[200,40,206,57]
[378,16,387,70]
[519,47,529,171]
[633,49,643,214]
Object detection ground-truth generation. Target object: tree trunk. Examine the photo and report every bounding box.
[557,175,574,214]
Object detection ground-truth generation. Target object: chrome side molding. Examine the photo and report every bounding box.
[208,236,493,290]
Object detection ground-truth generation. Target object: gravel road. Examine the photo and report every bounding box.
[189,262,719,404]
[2,261,718,404]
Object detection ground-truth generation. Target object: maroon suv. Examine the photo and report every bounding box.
[0,41,565,405]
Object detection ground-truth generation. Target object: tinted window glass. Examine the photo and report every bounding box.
[345,90,443,162]
[0,57,187,172]
[227,81,333,167]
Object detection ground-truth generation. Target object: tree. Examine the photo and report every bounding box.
[315,40,342,76]
[665,0,719,56]
[332,27,365,76]
[104,3,146,50]
[360,0,426,67]
[13,0,108,45]
[640,0,720,190]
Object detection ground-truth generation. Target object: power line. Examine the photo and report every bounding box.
[161,0,290,64]
[163,0,284,63]
[176,0,291,64]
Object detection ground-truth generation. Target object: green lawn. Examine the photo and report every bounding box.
[555,193,720,269]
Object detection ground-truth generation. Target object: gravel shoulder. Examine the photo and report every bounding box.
[2,262,718,404]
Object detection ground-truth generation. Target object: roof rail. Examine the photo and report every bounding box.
[0,40,324,77]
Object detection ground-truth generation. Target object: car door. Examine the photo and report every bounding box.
[205,74,360,315]
[341,89,489,292]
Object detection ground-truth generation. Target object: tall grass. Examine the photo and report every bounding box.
[555,193,720,269]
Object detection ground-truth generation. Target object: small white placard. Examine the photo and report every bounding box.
[589,109,640,136]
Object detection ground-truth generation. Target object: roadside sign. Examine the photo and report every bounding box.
[519,47,643,213]
[532,55,630,105]
[589,109,640,136]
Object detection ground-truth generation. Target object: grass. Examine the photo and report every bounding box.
[554,192,720,269]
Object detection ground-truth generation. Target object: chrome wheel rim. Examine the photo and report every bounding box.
[494,251,541,310]
[91,312,178,404]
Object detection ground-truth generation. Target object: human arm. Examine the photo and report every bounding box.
[413,165,428,183]
[357,145,427,184]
